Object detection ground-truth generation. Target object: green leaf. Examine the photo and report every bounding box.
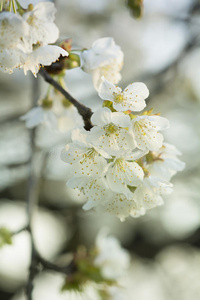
[0,227,12,248]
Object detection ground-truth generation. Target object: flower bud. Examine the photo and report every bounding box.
[41,97,53,109]
[127,0,143,19]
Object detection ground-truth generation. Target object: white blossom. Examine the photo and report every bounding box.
[20,106,57,129]
[133,176,173,211]
[0,3,68,76]
[94,230,130,280]
[98,78,149,112]
[87,107,136,156]
[22,1,59,46]
[0,12,29,73]
[61,128,108,178]
[147,143,185,180]
[23,45,68,76]
[103,192,146,221]
[106,153,145,197]
[67,176,111,210]
[131,115,169,151]
[81,37,123,90]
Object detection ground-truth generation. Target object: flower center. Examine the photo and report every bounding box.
[114,93,124,104]
[114,158,126,173]
[104,123,118,135]
[84,148,97,159]
[134,121,147,135]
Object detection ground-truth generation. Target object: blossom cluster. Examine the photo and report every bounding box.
[0,0,68,76]
[61,77,185,221]
[1,0,185,221]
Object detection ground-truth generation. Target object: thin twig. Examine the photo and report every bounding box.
[38,254,76,275]
[39,68,93,130]
[25,77,41,300]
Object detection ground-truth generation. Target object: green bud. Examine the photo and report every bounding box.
[28,4,34,11]
[127,0,143,19]
[62,98,71,108]
[41,97,53,109]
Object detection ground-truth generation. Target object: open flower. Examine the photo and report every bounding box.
[134,176,173,210]
[0,2,68,76]
[81,37,123,90]
[87,107,136,156]
[106,149,146,197]
[0,12,29,73]
[22,45,68,76]
[103,192,145,221]
[67,176,111,210]
[131,115,169,151]
[61,128,108,178]
[147,143,185,180]
[22,1,59,46]
[98,78,149,112]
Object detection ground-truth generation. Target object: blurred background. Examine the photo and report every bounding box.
[0,0,200,299]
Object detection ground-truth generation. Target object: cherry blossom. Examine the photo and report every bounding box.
[61,128,109,178]
[134,176,173,210]
[106,154,144,197]
[0,2,68,76]
[23,45,68,76]
[22,1,59,46]
[146,143,186,180]
[98,77,149,111]
[131,115,169,151]
[81,37,123,90]
[87,107,136,156]
[0,12,29,73]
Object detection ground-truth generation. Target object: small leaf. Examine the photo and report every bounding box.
[0,227,12,248]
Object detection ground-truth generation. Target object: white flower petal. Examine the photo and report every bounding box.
[98,78,122,101]
[23,45,68,76]
[123,82,149,100]
[104,193,138,221]
[22,2,59,45]
[91,107,112,126]
[107,159,144,195]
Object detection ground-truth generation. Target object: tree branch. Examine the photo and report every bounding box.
[39,68,93,131]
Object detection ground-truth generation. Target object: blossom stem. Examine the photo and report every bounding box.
[39,68,93,130]
[15,0,21,10]
[0,0,3,12]
[8,0,12,11]
[12,0,16,13]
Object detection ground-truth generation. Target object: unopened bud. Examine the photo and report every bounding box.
[127,0,143,19]
[41,97,53,109]
[59,39,72,52]
[28,4,34,11]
